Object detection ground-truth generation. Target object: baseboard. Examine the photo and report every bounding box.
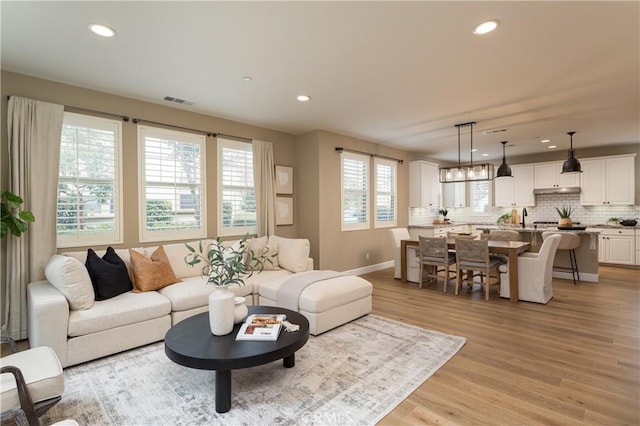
[552,271,599,283]
[345,261,393,276]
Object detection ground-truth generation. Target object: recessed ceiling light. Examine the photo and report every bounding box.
[548,145,557,149]
[541,139,550,143]
[481,153,489,157]
[242,76,253,82]
[88,23,116,37]
[297,95,311,102]
[473,20,499,35]
[470,148,478,152]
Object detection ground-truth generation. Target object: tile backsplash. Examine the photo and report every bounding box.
[409,193,639,225]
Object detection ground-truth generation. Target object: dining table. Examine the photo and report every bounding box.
[400,239,531,303]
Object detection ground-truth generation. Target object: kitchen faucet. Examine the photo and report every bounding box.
[521,207,528,229]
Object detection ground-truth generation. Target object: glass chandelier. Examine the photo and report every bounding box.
[439,121,495,183]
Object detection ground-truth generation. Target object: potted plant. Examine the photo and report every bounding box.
[556,205,573,227]
[1,191,35,238]
[438,208,448,222]
[184,234,275,335]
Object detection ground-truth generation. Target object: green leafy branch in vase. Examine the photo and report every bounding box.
[184,234,276,287]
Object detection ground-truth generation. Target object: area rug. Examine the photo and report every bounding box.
[42,315,465,426]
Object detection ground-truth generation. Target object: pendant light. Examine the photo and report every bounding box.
[561,131,582,173]
[439,121,495,183]
[496,141,512,177]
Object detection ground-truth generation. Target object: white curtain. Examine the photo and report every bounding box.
[252,140,276,236]
[4,97,64,339]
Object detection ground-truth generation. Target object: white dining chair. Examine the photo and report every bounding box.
[499,233,561,303]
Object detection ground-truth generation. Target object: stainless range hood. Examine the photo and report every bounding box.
[533,187,581,195]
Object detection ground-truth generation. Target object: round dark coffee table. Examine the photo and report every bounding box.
[164,306,309,413]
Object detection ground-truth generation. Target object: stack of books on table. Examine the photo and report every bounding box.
[235,314,286,341]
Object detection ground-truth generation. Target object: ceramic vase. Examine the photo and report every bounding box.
[233,297,249,324]
[208,287,235,335]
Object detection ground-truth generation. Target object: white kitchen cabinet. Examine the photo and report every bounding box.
[596,228,635,265]
[580,155,636,206]
[409,161,440,207]
[433,224,471,238]
[494,165,535,207]
[534,161,580,189]
[443,182,466,208]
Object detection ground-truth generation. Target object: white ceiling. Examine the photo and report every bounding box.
[2,1,639,162]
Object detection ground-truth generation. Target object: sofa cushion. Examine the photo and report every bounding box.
[247,236,279,270]
[44,255,95,310]
[67,291,171,337]
[275,236,310,273]
[158,276,252,312]
[160,240,212,280]
[85,247,134,301]
[0,346,64,409]
[129,246,181,292]
[258,272,372,313]
[243,269,293,294]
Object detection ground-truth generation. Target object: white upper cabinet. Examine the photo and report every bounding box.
[580,155,636,205]
[443,182,466,208]
[534,161,580,188]
[409,161,440,207]
[494,165,535,207]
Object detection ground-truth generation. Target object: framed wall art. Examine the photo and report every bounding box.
[276,196,293,225]
[275,165,293,195]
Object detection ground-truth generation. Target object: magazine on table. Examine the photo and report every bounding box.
[235,313,287,341]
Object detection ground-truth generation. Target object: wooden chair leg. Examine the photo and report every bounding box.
[455,268,460,295]
[418,263,423,288]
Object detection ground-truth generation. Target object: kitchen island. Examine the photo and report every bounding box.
[409,224,601,282]
[474,225,600,282]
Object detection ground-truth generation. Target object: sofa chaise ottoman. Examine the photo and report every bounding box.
[258,271,373,335]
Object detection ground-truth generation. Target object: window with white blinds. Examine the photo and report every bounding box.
[218,138,256,236]
[341,152,370,231]
[374,158,397,228]
[471,180,490,213]
[57,112,123,247]
[138,126,206,242]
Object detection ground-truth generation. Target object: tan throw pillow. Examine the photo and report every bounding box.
[129,246,182,292]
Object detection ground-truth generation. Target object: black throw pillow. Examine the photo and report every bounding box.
[85,247,134,301]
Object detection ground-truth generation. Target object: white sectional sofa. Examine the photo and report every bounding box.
[28,236,328,368]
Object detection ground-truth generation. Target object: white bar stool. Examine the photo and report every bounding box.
[542,231,580,284]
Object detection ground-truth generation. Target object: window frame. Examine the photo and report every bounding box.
[137,125,207,243]
[470,180,491,213]
[374,157,398,228]
[217,138,257,237]
[341,151,370,231]
[56,112,124,248]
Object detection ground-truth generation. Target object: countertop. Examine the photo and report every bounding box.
[409,222,639,233]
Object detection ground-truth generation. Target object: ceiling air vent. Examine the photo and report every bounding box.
[482,128,509,135]
[163,96,194,106]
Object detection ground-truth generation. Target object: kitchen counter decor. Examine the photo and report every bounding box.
[555,205,573,227]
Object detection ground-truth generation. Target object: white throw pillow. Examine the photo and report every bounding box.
[247,236,279,270]
[276,236,310,273]
[45,255,95,310]
[163,240,212,279]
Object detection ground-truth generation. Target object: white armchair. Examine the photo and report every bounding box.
[500,234,561,304]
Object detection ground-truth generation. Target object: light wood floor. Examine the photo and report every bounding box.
[364,265,639,426]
